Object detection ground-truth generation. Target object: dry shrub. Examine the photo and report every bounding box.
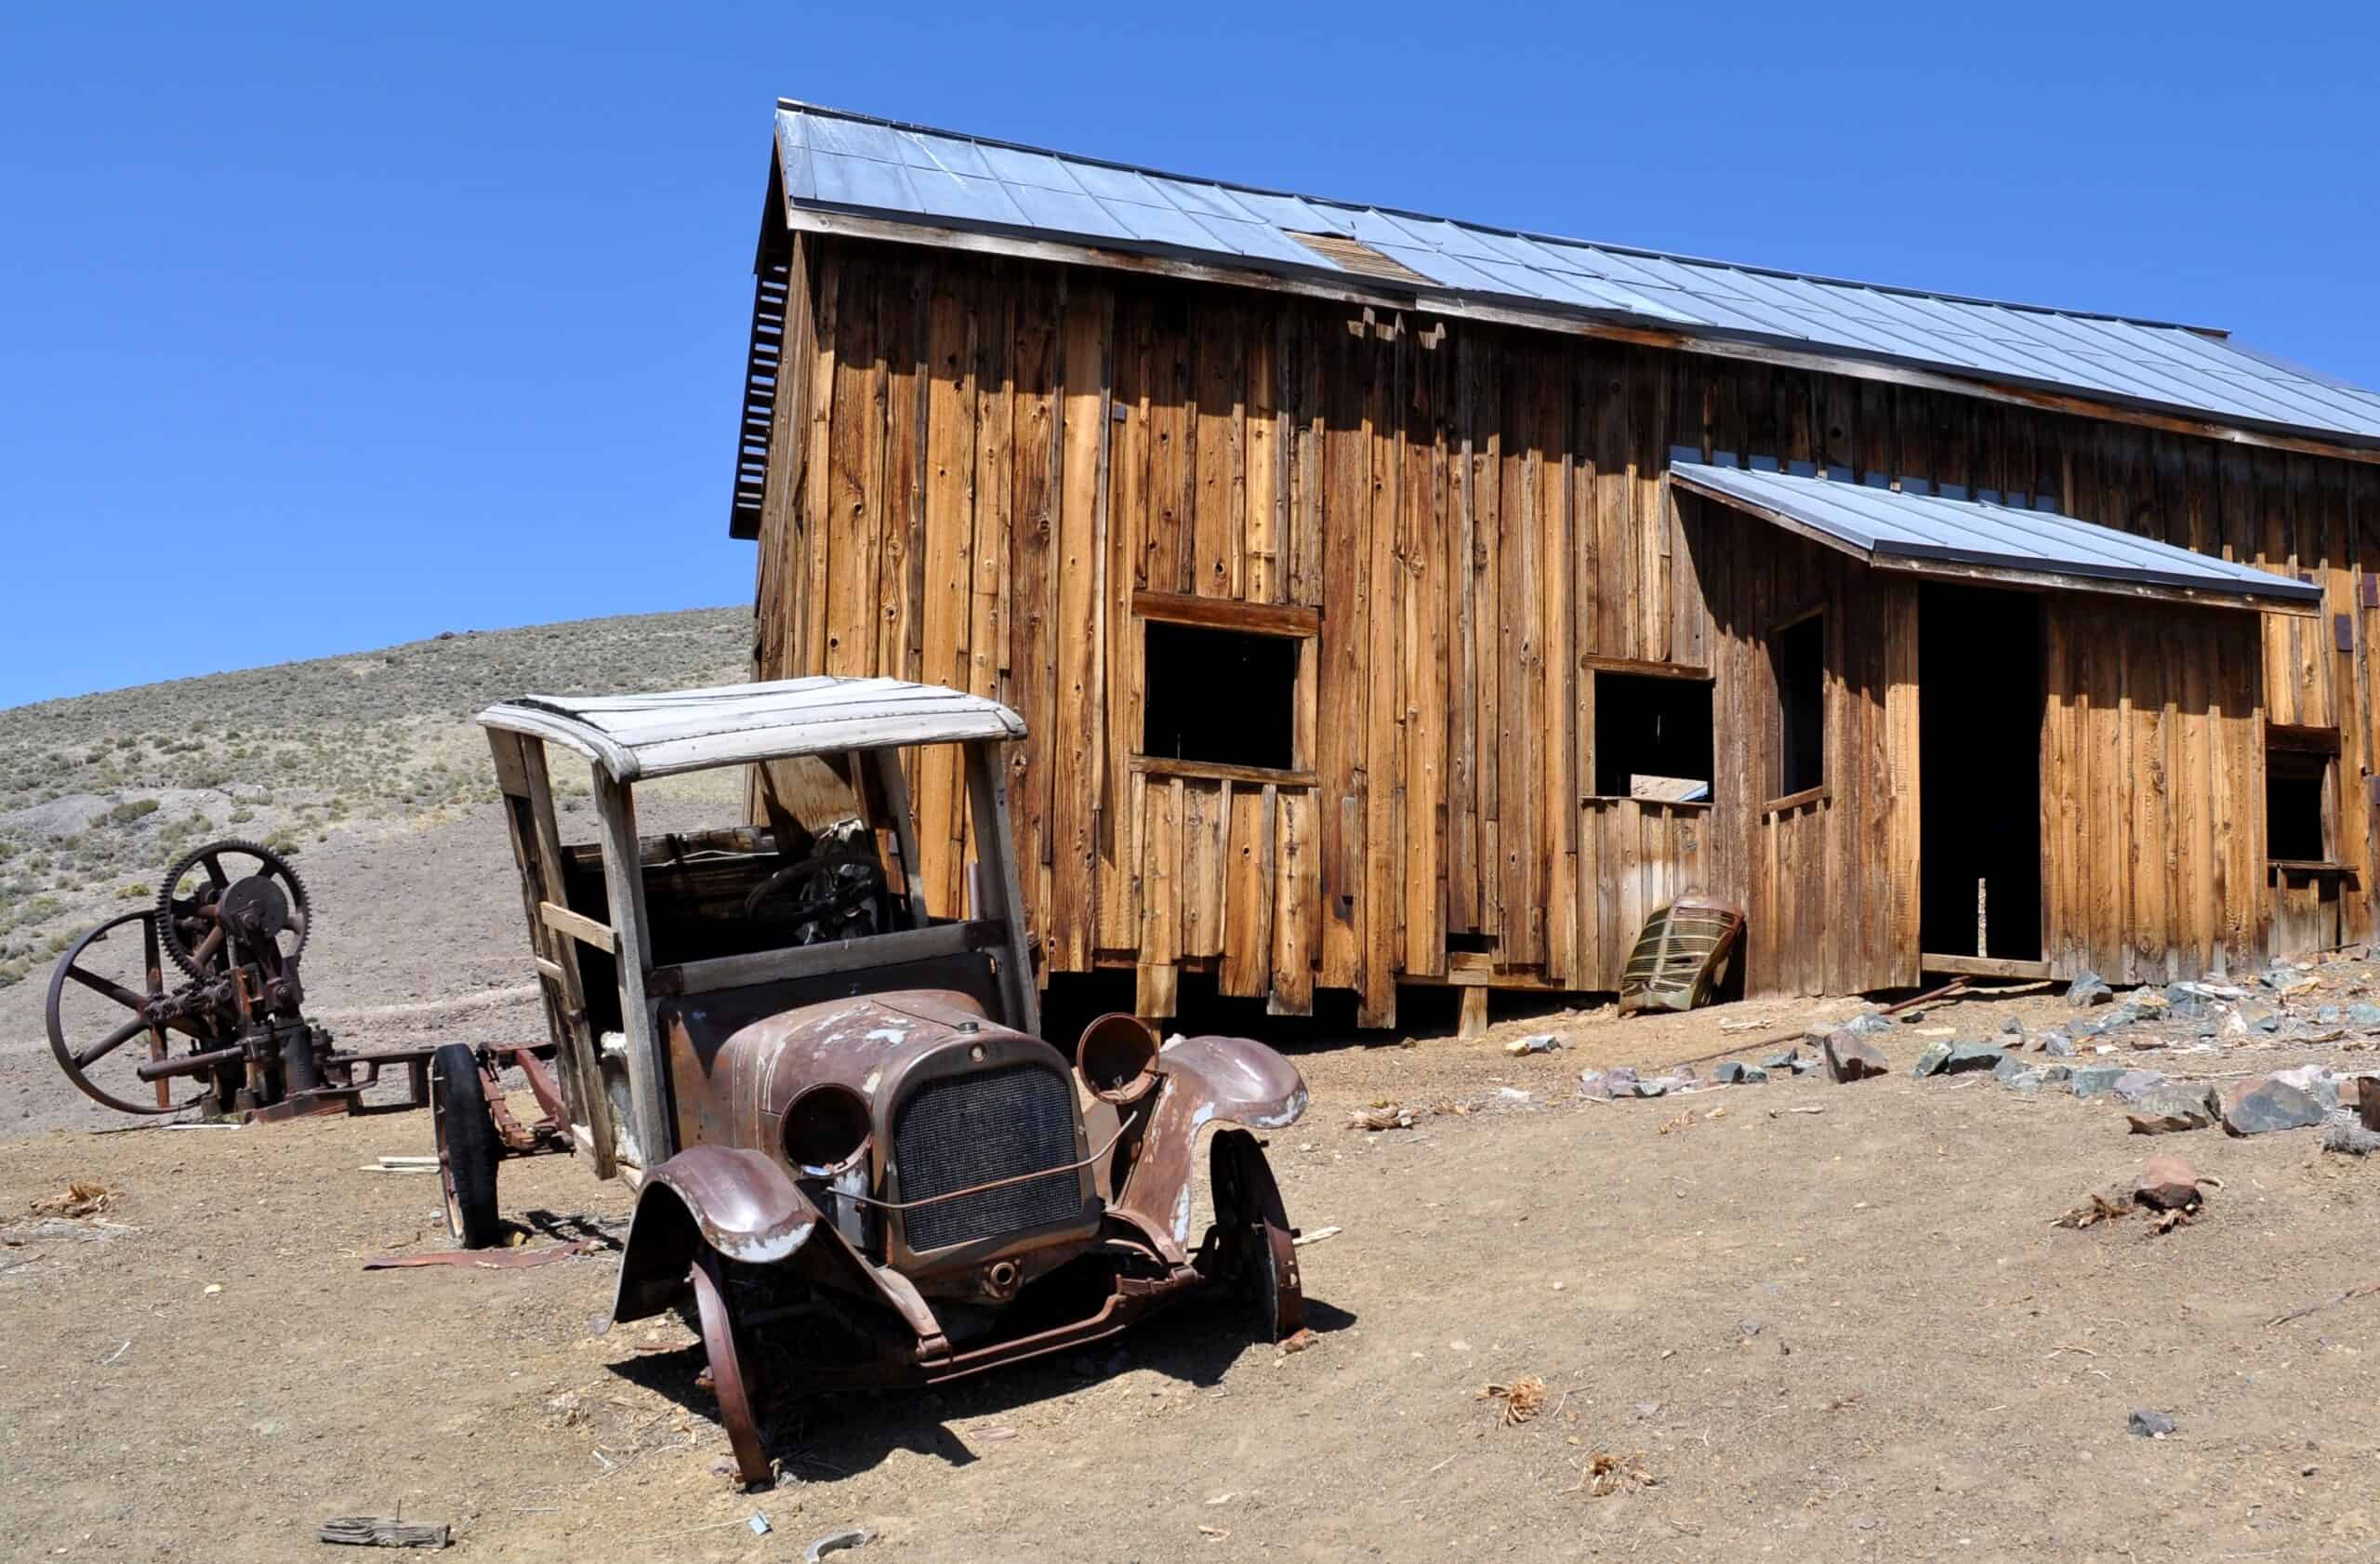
[30,1182,114,1219]
[1569,1448,1658,1497]
[1479,1374,1546,1426]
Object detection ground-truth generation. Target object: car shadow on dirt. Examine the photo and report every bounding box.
[607,1292,1356,1482]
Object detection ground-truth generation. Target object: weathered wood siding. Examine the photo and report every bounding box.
[751,232,2378,1013]
[2041,599,2268,984]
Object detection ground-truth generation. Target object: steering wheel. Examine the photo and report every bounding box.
[740,849,889,935]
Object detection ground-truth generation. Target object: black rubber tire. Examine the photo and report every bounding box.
[430,1043,503,1249]
[1210,1128,1304,1344]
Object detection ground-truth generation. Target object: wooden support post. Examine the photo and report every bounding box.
[592,768,673,1172]
[872,748,932,930]
[499,733,614,1179]
[964,740,1040,1037]
[1458,986,1490,1040]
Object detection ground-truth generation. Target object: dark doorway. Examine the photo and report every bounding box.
[1918,585,2043,963]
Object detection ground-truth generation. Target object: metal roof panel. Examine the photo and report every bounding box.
[770,103,2380,450]
[1671,459,2322,606]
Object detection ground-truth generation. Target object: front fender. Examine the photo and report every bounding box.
[611,1146,822,1323]
[1113,1036,1308,1259]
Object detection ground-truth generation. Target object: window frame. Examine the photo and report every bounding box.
[2265,722,2342,868]
[1130,591,1318,787]
[1584,661,1717,806]
[1768,604,1828,809]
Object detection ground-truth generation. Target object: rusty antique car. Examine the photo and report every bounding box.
[469,676,1308,1481]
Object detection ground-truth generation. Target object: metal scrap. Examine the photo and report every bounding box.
[363,1239,602,1272]
[804,1527,874,1563]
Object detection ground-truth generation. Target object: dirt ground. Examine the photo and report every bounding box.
[9,929,2380,1561]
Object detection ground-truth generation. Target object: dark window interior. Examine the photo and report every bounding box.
[1592,673,1713,799]
[1774,615,1825,796]
[2268,750,2331,861]
[1142,620,1299,771]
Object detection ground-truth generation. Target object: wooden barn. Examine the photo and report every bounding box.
[726,99,2380,1027]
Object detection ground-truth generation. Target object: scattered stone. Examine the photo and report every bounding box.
[2124,1085,2219,1135]
[1506,1032,1561,1056]
[2112,1070,2170,1104]
[1895,1009,1926,1026]
[2135,1154,2203,1211]
[1714,1061,1768,1084]
[1990,1051,2035,1083]
[2128,1410,2177,1438]
[2068,971,2114,1008]
[2132,988,2171,1014]
[2039,1066,2072,1086]
[2268,1064,2341,1108]
[1790,1054,1822,1077]
[2349,1002,2380,1030]
[2320,1005,2345,1027]
[2321,1110,2380,1156]
[2038,1030,2075,1058]
[2069,1066,2125,1100]
[2000,1067,2049,1093]
[1577,1069,1616,1100]
[2223,1079,2327,1136]
[2001,1015,2025,1036]
[1821,1027,1889,1082]
[1762,1049,1798,1071]
[1918,1041,2004,1079]
[2228,1001,2282,1036]
[1844,1013,1894,1038]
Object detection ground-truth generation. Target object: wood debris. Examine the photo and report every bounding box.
[29,1182,115,1219]
[2052,1189,2132,1229]
[1479,1374,1547,1425]
[318,1515,450,1548]
[2268,1279,2380,1328]
[1347,1103,1415,1132]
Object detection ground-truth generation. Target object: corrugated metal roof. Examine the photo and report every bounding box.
[1669,458,2323,608]
[773,101,2380,451]
[478,675,1026,781]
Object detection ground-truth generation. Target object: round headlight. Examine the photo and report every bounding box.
[783,1084,872,1175]
[1076,1013,1160,1104]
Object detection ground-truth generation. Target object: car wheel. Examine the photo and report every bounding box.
[690,1252,771,1487]
[1210,1128,1303,1344]
[430,1043,503,1250]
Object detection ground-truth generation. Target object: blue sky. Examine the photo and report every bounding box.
[6,3,2376,707]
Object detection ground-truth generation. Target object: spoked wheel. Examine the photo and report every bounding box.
[1210,1128,1303,1344]
[689,1253,770,1487]
[430,1043,503,1249]
[157,839,311,981]
[46,910,213,1116]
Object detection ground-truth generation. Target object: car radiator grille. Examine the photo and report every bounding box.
[892,1063,1082,1253]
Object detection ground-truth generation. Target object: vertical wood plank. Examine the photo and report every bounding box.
[1049,279,1111,972]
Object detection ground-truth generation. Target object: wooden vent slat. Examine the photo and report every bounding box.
[727,260,792,539]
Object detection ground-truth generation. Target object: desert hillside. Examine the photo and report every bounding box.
[0,607,747,991]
